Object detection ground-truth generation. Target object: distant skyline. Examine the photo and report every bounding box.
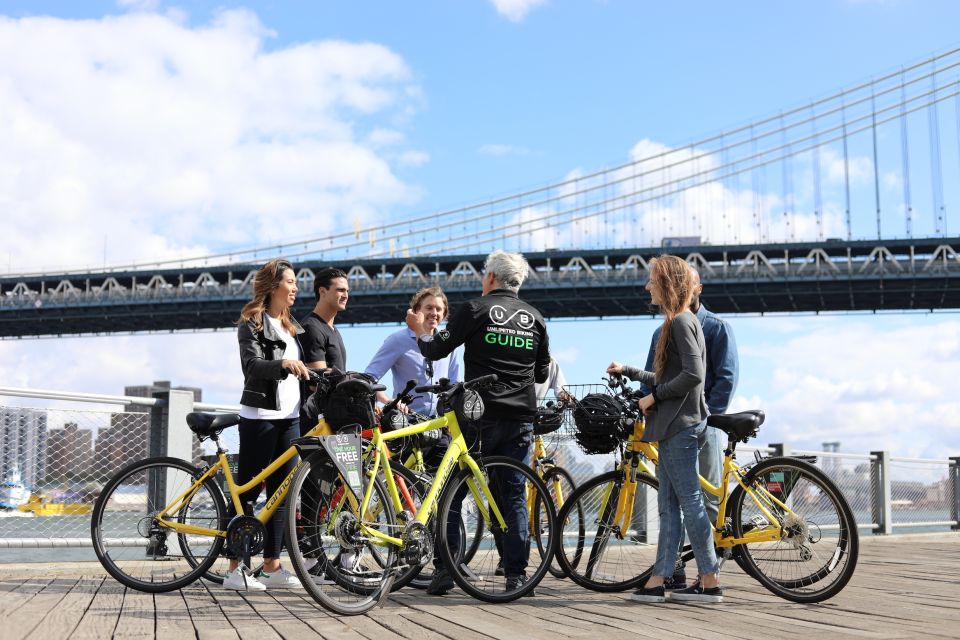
[1,1,959,459]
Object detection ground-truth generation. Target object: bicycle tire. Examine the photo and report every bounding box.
[177,474,236,584]
[554,469,659,592]
[534,466,581,579]
[436,456,557,602]
[92,456,226,593]
[286,449,398,615]
[387,464,428,592]
[728,456,859,603]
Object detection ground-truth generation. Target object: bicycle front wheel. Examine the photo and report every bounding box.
[729,456,859,603]
[287,450,398,615]
[554,469,659,592]
[534,466,580,579]
[91,457,226,593]
[437,456,556,602]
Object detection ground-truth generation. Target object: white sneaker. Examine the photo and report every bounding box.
[222,567,267,592]
[257,567,304,590]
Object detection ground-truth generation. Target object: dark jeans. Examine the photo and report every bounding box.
[230,416,300,559]
[439,417,533,577]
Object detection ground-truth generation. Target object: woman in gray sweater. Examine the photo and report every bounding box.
[608,255,722,604]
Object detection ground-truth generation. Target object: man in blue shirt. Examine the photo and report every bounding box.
[364,286,461,417]
[608,265,738,588]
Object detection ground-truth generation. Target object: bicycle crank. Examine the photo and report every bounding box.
[401,521,434,566]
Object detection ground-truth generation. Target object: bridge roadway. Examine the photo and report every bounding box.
[1,238,959,337]
[0,533,955,639]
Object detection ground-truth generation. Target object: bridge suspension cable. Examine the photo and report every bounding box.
[17,46,960,276]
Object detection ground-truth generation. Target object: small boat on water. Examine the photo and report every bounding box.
[0,469,29,510]
[18,492,93,516]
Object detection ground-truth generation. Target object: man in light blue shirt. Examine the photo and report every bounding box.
[364,286,461,416]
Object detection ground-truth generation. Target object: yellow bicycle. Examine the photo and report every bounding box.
[285,374,558,615]
[528,400,581,578]
[554,376,859,603]
[90,371,427,593]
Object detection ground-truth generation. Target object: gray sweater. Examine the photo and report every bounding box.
[623,311,708,442]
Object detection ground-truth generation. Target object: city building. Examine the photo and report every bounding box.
[93,381,204,475]
[0,407,48,489]
[45,421,94,481]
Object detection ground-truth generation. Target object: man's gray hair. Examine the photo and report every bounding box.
[484,250,530,292]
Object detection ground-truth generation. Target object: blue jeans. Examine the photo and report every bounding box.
[653,422,719,578]
[698,425,724,524]
[439,417,533,577]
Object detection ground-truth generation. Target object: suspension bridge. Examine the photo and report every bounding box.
[3,48,960,338]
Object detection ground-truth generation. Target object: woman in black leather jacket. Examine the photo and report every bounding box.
[224,258,311,591]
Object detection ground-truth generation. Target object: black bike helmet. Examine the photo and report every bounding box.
[534,405,564,436]
[454,388,485,424]
[573,393,627,454]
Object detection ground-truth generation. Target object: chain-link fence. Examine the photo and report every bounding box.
[1,386,958,563]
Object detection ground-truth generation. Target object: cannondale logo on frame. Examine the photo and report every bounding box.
[488,305,535,330]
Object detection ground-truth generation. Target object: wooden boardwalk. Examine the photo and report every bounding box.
[0,533,957,639]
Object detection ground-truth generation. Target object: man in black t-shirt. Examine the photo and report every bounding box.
[300,267,349,371]
[299,267,349,433]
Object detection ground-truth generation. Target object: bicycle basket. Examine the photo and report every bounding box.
[324,377,378,432]
[571,392,628,455]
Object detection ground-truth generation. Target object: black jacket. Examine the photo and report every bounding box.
[237,312,305,411]
[417,289,550,421]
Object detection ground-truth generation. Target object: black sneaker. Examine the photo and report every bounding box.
[629,584,665,603]
[426,568,454,596]
[505,574,536,597]
[494,560,504,576]
[663,574,688,590]
[668,582,723,603]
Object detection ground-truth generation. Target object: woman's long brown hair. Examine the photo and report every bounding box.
[651,255,696,378]
[238,258,298,335]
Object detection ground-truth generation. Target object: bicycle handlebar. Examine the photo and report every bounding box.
[383,379,418,414]
[414,373,499,395]
[306,368,386,393]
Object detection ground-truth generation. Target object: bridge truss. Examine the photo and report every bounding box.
[2,238,957,337]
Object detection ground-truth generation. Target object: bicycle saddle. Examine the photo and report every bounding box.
[707,410,765,442]
[186,412,240,437]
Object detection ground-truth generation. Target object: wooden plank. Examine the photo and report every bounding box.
[180,581,240,640]
[0,533,958,639]
[154,588,198,640]
[113,585,156,638]
[69,577,125,640]
[24,577,102,640]
[4,577,71,640]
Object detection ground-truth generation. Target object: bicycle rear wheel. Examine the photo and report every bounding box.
[534,466,580,579]
[91,457,226,593]
[554,469,659,592]
[437,456,556,602]
[729,457,859,603]
[286,450,398,615]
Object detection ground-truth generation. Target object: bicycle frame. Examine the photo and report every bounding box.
[355,409,509,549]
[153,420,336,539]
[600,419,799,549]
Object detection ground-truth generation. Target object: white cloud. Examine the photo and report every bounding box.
[478,143,532,157]
[117,0,162,12]
[0,9,424,272]
[489,0,548,22]
[397,150,430,167]
[733,318,960,458]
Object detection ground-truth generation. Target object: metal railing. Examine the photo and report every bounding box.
[0,386,957,559]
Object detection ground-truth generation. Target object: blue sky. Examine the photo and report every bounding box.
[1,0,959,460]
